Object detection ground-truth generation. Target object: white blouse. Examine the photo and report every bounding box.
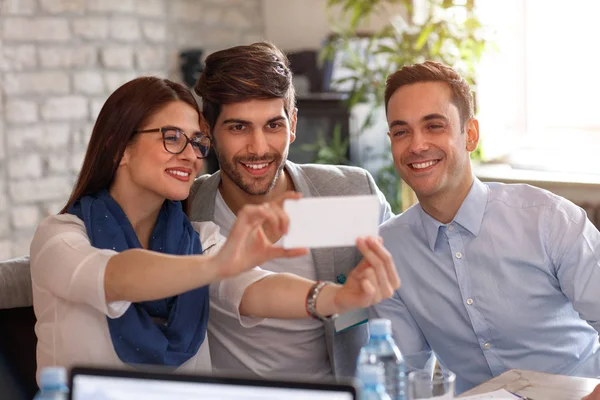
[30,214,271,379]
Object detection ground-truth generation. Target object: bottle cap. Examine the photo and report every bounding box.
[369,318,392,337]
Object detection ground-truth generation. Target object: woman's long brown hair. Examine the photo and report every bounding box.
[60,77,200,214]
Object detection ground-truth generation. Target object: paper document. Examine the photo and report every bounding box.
[458,389,521,399]
[282,195,379,249]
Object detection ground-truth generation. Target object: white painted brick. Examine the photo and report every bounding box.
[44,201,66,216]
[74,71,105,94]
[0,241,11,260]
[72,17,109,40]
[39,0,85,13]
[7,123,71,152]
[110,18,141,42]
[2,18,70,42]
[0,0,36,15]
[136,0,165,17]
[0,44,37,72]
[104,71,136,92]
[47,154,70,174]
[45,123,72,149]
[136,47,166,70]
[86,0,135,13]
[208,0,252,6]
[9,176,72,203]
[101,46,134,69]
[141,70,165,79]
[173,25,202,45]
[241,0,261,10]
[5,99,38,123]
[242,32,265,45]
[11,205,40,230]
[39,46,97,68]
[42,96,88,121]
[70,150,86,172]
[4,72,70,95]
[73,122,95,146]
[142,21,167,43]
[90,97,105,120]
[8,154,43,179]
[0,180,7,210]
[0,214,8,237]
[200,7,221,26]
[11,235,34,258]
[0,120,5,161]
[221,9,253,29]
[170,0,204,22]
[197,28,238,48]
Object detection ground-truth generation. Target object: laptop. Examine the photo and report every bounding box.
[69,366,357,399]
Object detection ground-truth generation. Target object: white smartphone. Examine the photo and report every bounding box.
[282,195,380,249]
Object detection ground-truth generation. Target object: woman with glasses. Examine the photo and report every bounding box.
[29,77,399,378]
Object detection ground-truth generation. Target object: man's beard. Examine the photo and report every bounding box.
[216,147,287,196]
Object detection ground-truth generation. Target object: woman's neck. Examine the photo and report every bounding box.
[109,184,164,249]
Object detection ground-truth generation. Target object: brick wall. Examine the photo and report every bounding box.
[0,0,265,258]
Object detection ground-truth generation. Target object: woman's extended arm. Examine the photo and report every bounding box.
[104,250,220,303]
[105,203,307,303]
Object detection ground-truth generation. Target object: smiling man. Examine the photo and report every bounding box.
[371,61,600,393]
[190,42,393,379]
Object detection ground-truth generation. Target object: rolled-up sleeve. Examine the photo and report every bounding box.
[211,268,274,328]
[30,215,130,318]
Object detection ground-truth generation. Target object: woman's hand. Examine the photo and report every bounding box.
[213,202,308,279]
[260,191,302,244]
[326,236,400,314]
[583,384,600,400]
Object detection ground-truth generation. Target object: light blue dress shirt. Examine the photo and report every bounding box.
[372,178,600,393]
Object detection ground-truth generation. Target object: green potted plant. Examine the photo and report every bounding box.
[320,0,489,213]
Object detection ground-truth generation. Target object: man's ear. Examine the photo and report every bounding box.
[465,118,480,152]
[289,107,298,144]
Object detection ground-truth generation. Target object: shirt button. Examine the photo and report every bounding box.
[466,298,473,305]
[483,342,491,350]
[448,225,454,231]
[456,252,462,259]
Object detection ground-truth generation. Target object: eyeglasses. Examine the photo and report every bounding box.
[134,126,211,159]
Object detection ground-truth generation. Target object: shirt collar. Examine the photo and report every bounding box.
[419,177,489,251]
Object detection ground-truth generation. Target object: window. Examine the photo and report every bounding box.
[477,0,600,174]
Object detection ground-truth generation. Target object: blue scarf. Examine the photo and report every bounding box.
[68,189,209,367]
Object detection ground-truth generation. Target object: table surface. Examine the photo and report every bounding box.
[458,369,600,399]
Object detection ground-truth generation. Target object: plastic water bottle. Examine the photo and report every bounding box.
[357,364,392,400]
[357,319,406,400]
[34,366,69,400]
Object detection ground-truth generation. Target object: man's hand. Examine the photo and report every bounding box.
[324,236,400,315]
[214,203,307,279]
[260,191,302,244]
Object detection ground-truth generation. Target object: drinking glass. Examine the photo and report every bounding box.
[407,370,455,399]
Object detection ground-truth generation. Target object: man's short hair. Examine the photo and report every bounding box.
[194,42,296,132]
[385,61,474,126]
